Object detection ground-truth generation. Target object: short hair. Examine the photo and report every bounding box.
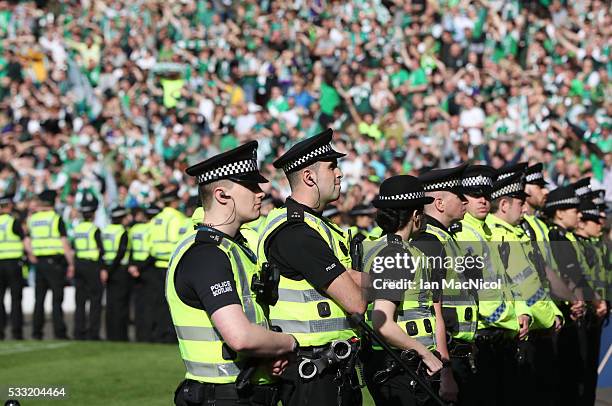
[490,197,510,213]
[199,180,234,210]
[287,161,321,190]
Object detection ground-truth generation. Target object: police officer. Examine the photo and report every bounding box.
[102,206,131,341]
[411,164,471,404]
[257,128,366,406]
[128,205,159,342]
[486,172,563,406]
[452,164,500,406]
[72,197,105,340]
[322,205,343,227]
[574,198,607,406]
[169,141,297,406]
[28,189,75,340]
[178,195,200,239]
[362,175,443,406]
[545,184,592,406]
[150,189,186,343]
[347,203,379,241]
[0,194,33,340]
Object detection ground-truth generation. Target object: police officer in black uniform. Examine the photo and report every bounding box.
[171,141,298,406]
[545,184,592,406]
[261,129,367,406]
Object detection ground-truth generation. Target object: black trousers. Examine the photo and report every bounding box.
[73,259,103,340]
[105,266,132,341]
[278,351,362,406]
[0,258,24,339]
[151,266,176,343]
[363,350,437,406]
[473,331,518,406]
[528,330,559,406]
[450,354,478,406]
[132,261,153,342]
[174,379,279,406]
[582,314,602,406]
[32,256,67,339]
[556,319,588,406]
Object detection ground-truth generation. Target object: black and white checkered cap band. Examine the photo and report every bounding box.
[423,179,461,191]
[581,209,601,217]
[575,185,591,197]
[377,191,426,201]
[462,175,493,188]
[545,196,580,208]
[491,181,523,200]
[197,159,258,184]
[283,144,333,172]
[526,172,543,183]
[497,172,516,180]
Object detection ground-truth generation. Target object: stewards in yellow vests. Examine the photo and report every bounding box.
[72,197,105,340]
[149,189,186,343]
[486,171,562,406]
[169,141,297,406]
[544,184,591,406]
[102,206,131,341]
[178,195,199,239]
[128,205,159,342]
[362,175,443,406]
[28,189,75,340]
[257,128,366,406]
[0,194,33,340]
[412,164,470,405]
[453,164,507,406]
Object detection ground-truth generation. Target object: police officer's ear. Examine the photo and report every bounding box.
[213,188,231,204]
[303,169,316,187]
[432,196,445,212]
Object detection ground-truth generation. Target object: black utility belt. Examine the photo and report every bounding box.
[474,328,515,344]
[180,379,278,402]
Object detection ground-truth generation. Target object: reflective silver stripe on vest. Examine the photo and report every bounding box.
[221,239,258,325]
[277,288,327,303]
[396,309,432,322]
[183,360,241,377]
[510,266,535,284]
[304,212,336,255]
[459,321,477,332]
[362,239,389,273]
[529,216,553,264]
[273,317,351,334]
[176,325,222,341]
[168,235,197,269]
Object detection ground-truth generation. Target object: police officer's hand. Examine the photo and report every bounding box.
[100,269,109,285]
[269,355,290,376]
[28,254,38,264]
[439,367,459,402]
[570,300,586,320]
[553,316,563,333]
[419,350,443,375]
[595,300,608,319]
[128,265,140,278]
[518,314,530,340]
[66,264,75,279]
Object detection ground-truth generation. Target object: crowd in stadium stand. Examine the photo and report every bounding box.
[0,0,610,226]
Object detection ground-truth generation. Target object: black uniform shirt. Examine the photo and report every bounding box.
[411,215,448,302]
[174,228,243,316]
[265,198,345,291]
[548,224,592,298]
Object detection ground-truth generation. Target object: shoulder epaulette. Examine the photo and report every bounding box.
[286,199,305,223]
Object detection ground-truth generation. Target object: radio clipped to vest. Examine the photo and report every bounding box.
[251,262,280,306]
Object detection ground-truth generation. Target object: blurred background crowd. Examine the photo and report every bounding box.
[0,0,610,229]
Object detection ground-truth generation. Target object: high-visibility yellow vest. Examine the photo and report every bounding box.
[422,223,478,342]
[129,223,151,263]
[522,214,557,274]
[178,217,195,240]
[166,228,271,384]
[73,221,100,261]
[362,235,436,351]
[487,215,561,330]
[257,206,355,347]
[28,210,64,257]
[592,237,609,300]
[102,224,129,266]
[150,207,185,268]
[455,213,517,331]
[0,213,24,260]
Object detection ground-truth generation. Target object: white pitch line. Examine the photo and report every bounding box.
[598,343,612,375]
[0,342,71,355]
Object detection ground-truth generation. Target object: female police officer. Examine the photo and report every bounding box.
[362,175,443,406]
[168,141,298,406]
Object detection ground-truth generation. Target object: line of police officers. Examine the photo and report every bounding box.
[0,128,609,406]
[0,186,201,342]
